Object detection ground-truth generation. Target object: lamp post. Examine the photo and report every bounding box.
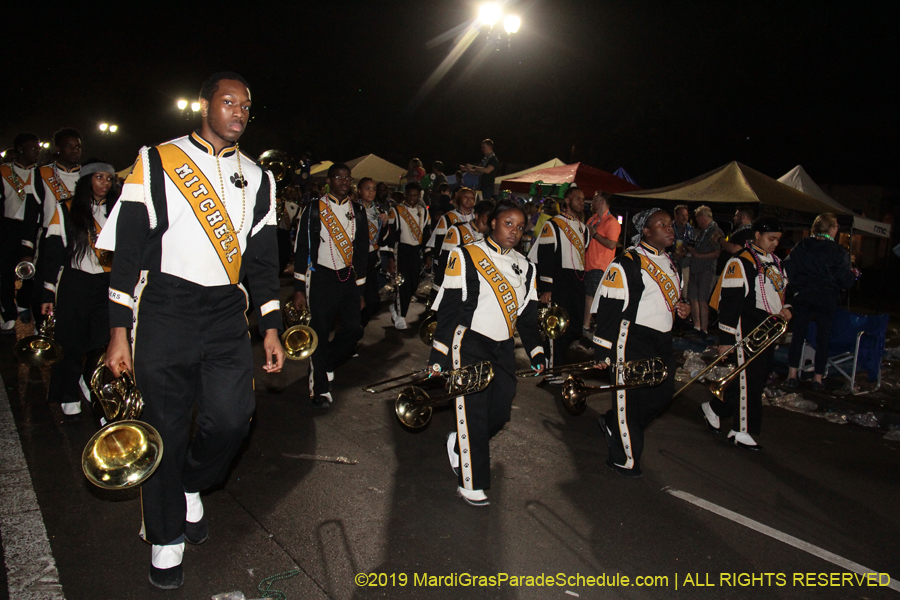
[477,3,520,49]
[176,99,201,120]
[99,122,119,136]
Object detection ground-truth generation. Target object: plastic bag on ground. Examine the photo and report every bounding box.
[770,393,818,412]
[884,430,900,441]
[682,351,706,378]
[849,412,880,428]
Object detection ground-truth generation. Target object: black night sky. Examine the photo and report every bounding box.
[6,1,898,189]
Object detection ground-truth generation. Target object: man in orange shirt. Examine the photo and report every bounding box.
[583,192,621,336]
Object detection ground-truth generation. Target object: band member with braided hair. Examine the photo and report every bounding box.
[293,163,370,408]
[40,160,118,420]
[704,217,792,450]
[386,180,431,330]
[592,209,690,477]
[430,199,545,506]
[98,72,285,589]
[528,186,589,382]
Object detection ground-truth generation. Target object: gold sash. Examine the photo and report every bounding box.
[637,254,679,312]
[457,223,476,245]
[552,216,585,267]
[466,245,519,337]
[157,144,241,284]
[399,205,423,244]
[367,220,379,249]
[320,198,354,267]
[39,166,73,202]
[0,165,27,201]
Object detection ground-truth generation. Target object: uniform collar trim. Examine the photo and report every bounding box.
[749,242,768,257]
[327,193,350,206]
[190,131,238,158]
[639,241,662,255]
[486,236,510,255]
[54,163,80,173]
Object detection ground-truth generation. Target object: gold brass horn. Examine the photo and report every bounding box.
[516,359,602,378]
[395,361,494,429]
[14,312,64,366]
[82,354,163,489]
[538,303,569,339]
[15,260,36,280]
[258,150,297,193]
[673,314,786,400]
[419,311,437,345]
[561,357,668,416]
[281,300,318,361]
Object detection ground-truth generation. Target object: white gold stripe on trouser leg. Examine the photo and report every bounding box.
[306,263,316,397]
[614,319,634,469]
[450,325,474,490]
[131,269,149,543]
[735,319,748,433]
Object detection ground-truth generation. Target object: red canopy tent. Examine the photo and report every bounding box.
[499,162,640,197]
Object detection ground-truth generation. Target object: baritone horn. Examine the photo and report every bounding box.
[281,299,317,361]
[538,303,569,339]
[14,311,64,366]
[82,354,163,489]
[395,361,494,430]
[673,314,786,400]
[561,357,668,416]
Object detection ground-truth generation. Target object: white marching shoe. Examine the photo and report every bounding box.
[728,430,762,451]
[700,402,721,433]
[457,486,489,507]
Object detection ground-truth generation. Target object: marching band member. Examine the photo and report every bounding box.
[704,218,792,450]
[40,160,118,420]
[293,164,369,408]
[1,134,42,333]
[430,200,545,506]
[386,180,431,330]
[35,128,83,229]
[592,209,690,477]
[528,186,589,382]
[430,198,493,304]
[426,186,476,283]
[97,73,285,589]
[358,177,388,328]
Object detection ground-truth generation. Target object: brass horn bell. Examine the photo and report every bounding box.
[281,301,318,361]
[14,313,64,366]
[15,260,36,280]
[82,354,163,489]
[538,303,569,340]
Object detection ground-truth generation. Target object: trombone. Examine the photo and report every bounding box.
[281,298,318,361]
[673,314,786,400]
[82,354,163,489]
[394,361,494,430]
[516,359,604,379]
[561,357,669,416]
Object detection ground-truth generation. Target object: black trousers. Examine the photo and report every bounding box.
[712,323,772,435]
[602,324,675,471]
[550,269,586,367]
[307,265,363,398]
[788,292,838,375]
[452,331,516,491]
[396,243,421,318]
[47,269,110,404]
[276,228,292,274]
[0,218,30,321]
[134,273,255,546]
[361,251,381,328]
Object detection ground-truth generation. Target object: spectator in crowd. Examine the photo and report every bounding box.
[716,206,755,275]
[582,192,620,337]
[428,160,448,204]
[405,158,425,184]
[671,204,693,296]
[783,213,856,391]
[686,205,723,337]
[461,139,498,200]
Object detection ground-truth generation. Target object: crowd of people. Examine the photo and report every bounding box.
[0,71,860,590]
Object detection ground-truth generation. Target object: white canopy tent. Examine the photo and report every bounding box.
[778,166,891,238]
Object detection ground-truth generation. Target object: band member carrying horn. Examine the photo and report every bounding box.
[97,72,285,590]
[591,208,690,478]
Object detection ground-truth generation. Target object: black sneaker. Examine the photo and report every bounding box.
[149,564,184,590]
[184,514,208,545]
[312,393,332,409]
[783,377,799,390]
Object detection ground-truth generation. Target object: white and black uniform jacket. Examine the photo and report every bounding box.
[387,203,432,252]
[293,194,369,296]
[35,163,79,229]
[96,132,282,334]
[591,242,681,361]
[427,208,474,251]
[433,221,483,292]
[0,162,41,252]
[429,237,545,371]
[528,213,588,294]
[41,199,112,301]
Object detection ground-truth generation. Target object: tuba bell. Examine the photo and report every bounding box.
[538,303,569,340]
[281,299,318,361]
[14,312,64,366]
[82,354,163,489]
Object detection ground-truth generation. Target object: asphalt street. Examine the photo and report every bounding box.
[1,279,899,600]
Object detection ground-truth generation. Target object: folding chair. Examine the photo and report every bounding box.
[799,308,888,394]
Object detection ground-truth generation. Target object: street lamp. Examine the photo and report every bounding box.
[109,125,118,133]
[478,3,501,27]
[177,99,188,110]
[503,15,521,34]
[99,123,109,132]
[190,101,201,112]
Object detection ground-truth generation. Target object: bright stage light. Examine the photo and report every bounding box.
[177,99,188,110]
[190,102,201,112]
[478,3,501,27]
[99,123,108,132]
[503,15,521,34]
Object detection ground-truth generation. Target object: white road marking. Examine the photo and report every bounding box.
[666,487,900,592]
[0,375,65,599]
